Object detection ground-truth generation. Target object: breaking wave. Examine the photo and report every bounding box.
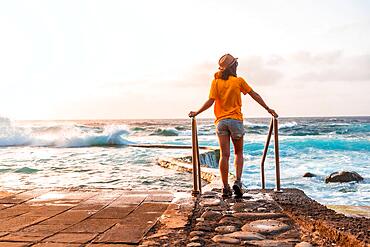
[150,128,179,136]
[0,118,132,148]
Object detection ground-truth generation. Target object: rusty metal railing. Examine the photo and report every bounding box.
[191,117,202,196]
[260,117,282,192]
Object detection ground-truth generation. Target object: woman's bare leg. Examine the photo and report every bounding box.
[218,134,230,187]
[231,136,244,181]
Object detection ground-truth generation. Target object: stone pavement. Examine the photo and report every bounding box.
[142,189,310,247]
[1,187,368,246]
[141,188,369,247]
[0,188,174,246]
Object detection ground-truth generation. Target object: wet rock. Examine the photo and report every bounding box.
[173,240,186,246]
[225,231,266,240]
[190,236,201,241]
[231,201,261,212]
[300,234,311,242]
[189,231,205,237]
[141,240,159,246]
[278,229,301,239]
[186,242,202,247]
[219,216,242,225]
[257,207,267,212]
[200,198,221,207]
[223,210,235,216]
[211,235,241,244]
[233,212,285,220]
[242,219,290,235]
[146,231,170,239]
[295,242,313,247]
[201,210,222,221]
[196,221,217,228]
[215,225,237,234]
[325,171,363,183]
[206,205,226,211]
[190,236,204,243]
[194,225,213,232]
[202,191,218,197]
[247,239,295,247]
[303,172,316,177]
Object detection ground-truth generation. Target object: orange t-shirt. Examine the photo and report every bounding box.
[209,73,253,123]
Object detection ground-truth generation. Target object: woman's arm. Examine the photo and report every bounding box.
[188,98,215,117]
[248,90,278,118]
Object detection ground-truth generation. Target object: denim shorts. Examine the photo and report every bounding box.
[216,119,245,139]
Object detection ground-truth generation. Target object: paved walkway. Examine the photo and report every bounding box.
[142,189,308,247]
[1,188,368,246]
[140,188,369,247]
[0,188,173,246]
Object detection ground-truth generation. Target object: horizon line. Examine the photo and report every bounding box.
[12,114,370,122]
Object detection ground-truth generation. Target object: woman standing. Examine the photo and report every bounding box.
[189,54,278,197]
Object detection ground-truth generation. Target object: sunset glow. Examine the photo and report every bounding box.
[0,0,369,120]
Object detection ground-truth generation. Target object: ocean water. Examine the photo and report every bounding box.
[0,116,369,206]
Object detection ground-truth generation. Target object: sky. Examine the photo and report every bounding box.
[0,0,369,120]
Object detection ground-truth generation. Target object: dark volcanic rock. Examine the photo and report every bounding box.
[303,172,316,177]
[271,188,370,246]
[325,171,364,183]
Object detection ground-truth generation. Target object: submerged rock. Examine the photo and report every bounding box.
[303,172,316,178]
[325,171,364,183]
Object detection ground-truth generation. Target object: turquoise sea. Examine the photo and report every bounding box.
[0,116,369,206]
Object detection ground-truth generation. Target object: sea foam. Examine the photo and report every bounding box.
[0,118,132,148]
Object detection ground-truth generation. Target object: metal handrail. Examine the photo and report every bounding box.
[191,117,202,196]
[191,116,281,195]
[260,117,282,192]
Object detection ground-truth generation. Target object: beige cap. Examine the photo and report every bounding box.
[218,54,238,70]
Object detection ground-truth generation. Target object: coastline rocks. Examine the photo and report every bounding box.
[242,219,291,235]
[225,231,266,240]
[189,231,205,237]
[201,210,222,221]
[211,235,241,244]
[231,201,261,212]
[199,198,221,207]
[325,171,364,183]
[219,216,242,225]
[247,239,296,247]
[233,212,285,220]
[215,225,237,234]
[303,172,316,178]
[295,242,313,247]
[186,243,202,247]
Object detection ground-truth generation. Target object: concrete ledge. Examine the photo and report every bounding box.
[157,149,235,190]
[157,158,218,184]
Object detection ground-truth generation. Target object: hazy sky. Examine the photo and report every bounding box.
[0,0,369,120]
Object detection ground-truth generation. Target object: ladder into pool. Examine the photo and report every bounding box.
[190,117,282,196]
